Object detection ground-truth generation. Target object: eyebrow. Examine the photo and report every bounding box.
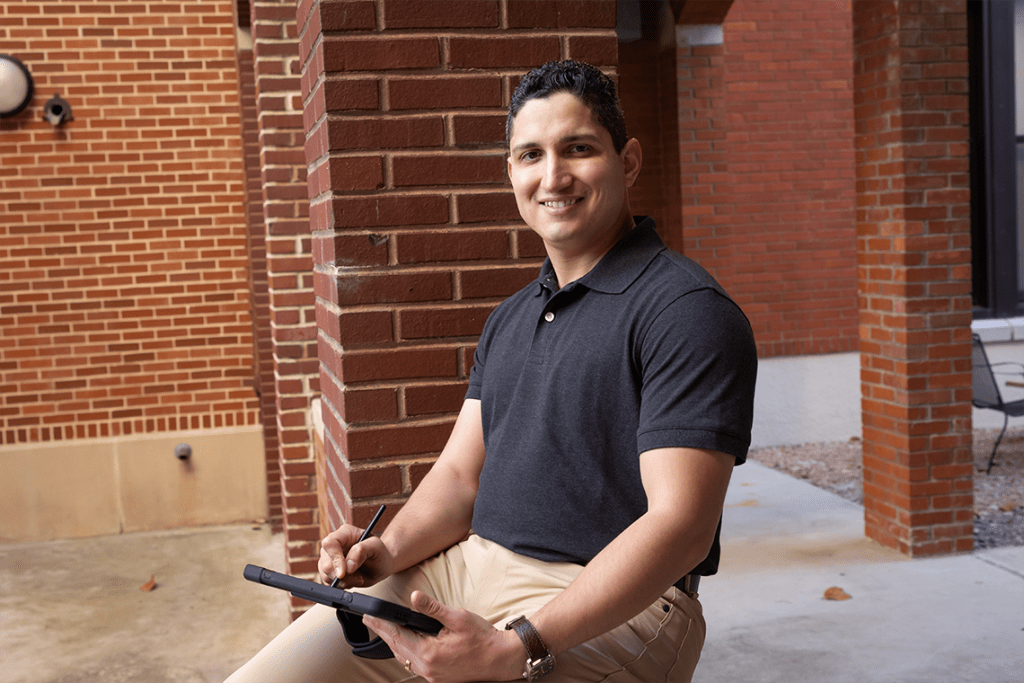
[510,133,603,156]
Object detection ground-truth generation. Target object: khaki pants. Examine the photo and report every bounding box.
[226,535,705,683]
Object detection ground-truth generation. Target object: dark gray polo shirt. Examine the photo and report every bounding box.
[467,217,757,579]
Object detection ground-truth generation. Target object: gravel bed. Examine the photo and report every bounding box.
[747,427,1024,549]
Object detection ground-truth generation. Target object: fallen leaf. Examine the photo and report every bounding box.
[999,503,1019,512]
[140,574,157,592]
[824,586,851,601]
[726,499,759,508]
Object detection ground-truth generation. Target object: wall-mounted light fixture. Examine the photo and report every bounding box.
[0,54,34,118]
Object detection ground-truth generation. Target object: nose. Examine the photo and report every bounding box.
[541,155,572,194]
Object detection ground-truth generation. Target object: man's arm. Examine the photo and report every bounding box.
[364,445,734,683]
[528,445,734,653]
[380,398,487,573]
[319,399,486,587]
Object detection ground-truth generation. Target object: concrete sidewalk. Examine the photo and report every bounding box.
[2,462,1021,682]
[0,524,290,683]
[694,461,1024,683]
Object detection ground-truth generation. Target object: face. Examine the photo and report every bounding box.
[507,92,641,258]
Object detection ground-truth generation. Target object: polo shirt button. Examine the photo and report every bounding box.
[544,311,555,323]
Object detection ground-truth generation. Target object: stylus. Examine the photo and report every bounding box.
[359,504,387,544]
[331,504,386,588]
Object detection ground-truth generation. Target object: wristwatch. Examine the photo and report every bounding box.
[505,616,555,681]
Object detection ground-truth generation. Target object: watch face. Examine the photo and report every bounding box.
[527,654,556,681]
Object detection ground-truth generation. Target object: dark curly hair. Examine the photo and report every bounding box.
[506,60,628,153]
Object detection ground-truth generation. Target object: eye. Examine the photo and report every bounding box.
[518,150,541,162]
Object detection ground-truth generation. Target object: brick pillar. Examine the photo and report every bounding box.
[235,26,283,531]
[675,25,728,268]
[299,0,617,535]
[250,0,320,609]
[853,0,973,556]
[618,9,682,252]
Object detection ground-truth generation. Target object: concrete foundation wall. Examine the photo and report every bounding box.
[751,336,1024,448]
[751,352,862,448]
[0,427,267,543]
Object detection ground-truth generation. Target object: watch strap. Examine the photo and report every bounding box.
[505,616,554,680]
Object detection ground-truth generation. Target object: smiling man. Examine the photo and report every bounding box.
[226,60,757,683]
[507,90,639,282]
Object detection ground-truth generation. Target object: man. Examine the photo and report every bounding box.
[227,60,756,683]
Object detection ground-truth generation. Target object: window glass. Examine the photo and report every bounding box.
[963,1,1020,316]
[1017,0,1024,136]
[1017,0,1024,293]
[1019,145,1024,292]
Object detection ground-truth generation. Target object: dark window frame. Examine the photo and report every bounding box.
[969,0,1023,319]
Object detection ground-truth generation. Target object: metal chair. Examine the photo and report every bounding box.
[971,334,1024,473]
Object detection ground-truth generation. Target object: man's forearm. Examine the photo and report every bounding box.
[379,459,477,573]
[529,447,734,656]
[379,400,486,574]
[528,507,711,654]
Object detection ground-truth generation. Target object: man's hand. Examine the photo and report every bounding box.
[317,525,395,588]
[363,591,526,683]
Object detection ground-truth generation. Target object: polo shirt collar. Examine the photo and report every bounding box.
[535,216,664,296]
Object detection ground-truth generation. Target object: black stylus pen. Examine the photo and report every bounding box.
[331,504,386,588]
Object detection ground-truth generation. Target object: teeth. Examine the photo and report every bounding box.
[543,199,580,208]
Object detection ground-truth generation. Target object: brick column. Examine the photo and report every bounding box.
[235,23,283,531]
[250,0,320,605]
[853,0,973,556]
[676,25,728,269]
[299,0,617,535]
[618,12,682,252]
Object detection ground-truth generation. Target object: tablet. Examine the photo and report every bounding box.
[243,564,443,636]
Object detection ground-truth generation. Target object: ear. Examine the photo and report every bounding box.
[621,137,642,188]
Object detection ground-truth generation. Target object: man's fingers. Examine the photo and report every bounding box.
[411,590,465,633]
[339,543,370,586]
[321,547,345,580]
[318,547,340,583]
[362,614,389,637]
[318,526,362,583]
[410,591,444,618]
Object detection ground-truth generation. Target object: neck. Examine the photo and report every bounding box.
[547,214,635,289]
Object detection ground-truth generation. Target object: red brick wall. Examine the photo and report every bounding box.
[0,0,258,443]
[853,0,973,556]
[718,0,859,358]
[299,0,618,537]
[247,0,320,606]
[623,0,858,360]
[620,33,683,253]
[623,0,859,360]
[674,37,729,266]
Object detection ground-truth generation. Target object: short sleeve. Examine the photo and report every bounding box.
[466,341,485,401]
[635,288,758,463]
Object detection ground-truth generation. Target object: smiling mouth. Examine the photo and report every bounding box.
[541,198,582,208]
